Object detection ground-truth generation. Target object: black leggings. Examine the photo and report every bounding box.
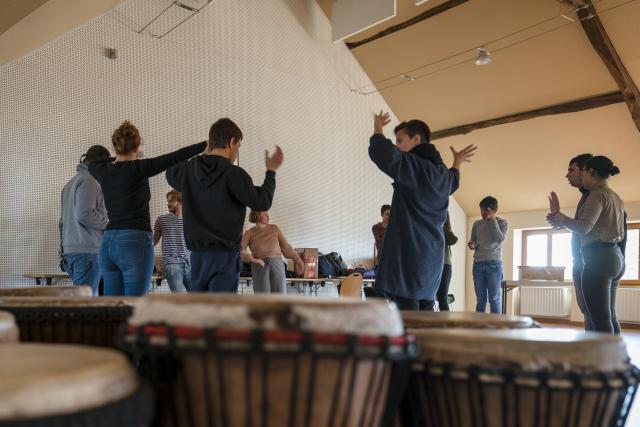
[580,245,624,334]
[436,264,452,311]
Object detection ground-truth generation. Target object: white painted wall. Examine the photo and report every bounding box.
[448,196,467,311]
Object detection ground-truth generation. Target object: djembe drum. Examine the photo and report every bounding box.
[401,311,539,331]
[0,310,18,343]
[405,328,639,427]
[119,294,416,427]
[0,286,92,297]
[0,297,136,348]
[0,344,153,426]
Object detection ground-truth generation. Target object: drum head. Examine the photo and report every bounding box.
[0,286,92,297]
[402,311,537,330]
[129,294,404,337]
[412,328,629,372]
[0,310,18,343]
[0,296,138,308]
[0,344,139,420]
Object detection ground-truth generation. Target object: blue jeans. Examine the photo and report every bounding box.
[99,230,155,296]
[164,262,190,293]
[473,261,502,314]
[190,251,241,293]
[63,253,101,296]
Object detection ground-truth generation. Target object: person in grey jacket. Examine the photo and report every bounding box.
[60,145,111,295]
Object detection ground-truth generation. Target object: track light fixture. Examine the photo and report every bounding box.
[474,45,492,66]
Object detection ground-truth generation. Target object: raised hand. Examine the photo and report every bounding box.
[374,110,391,134]
[548,192,560,214]
[450,144,477,169]
[265,145,284,172]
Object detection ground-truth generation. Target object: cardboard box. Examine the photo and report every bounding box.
[295,248,318,278]
[518,266,565,281]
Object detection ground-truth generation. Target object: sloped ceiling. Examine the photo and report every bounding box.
[318,0,640,214]
[0,0,126,66]
[0,0,49,36]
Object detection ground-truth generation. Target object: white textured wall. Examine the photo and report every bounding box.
[0,0,467,290]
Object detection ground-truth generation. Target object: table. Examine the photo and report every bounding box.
[239,277,332,296]
[500,281,519,314]
[24,273,165,288]
[239,276,376,297]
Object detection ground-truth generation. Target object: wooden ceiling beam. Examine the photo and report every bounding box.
[558,0,640,132]
[345,0,469,50]
[431,91,624,140]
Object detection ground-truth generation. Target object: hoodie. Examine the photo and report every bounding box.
[61,164,108,254]
[368,133,460,300]
[166,154,276,252]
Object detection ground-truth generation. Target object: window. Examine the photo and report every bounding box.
[522,229,572,280]
[521,223,640,284]
[621,225,640,283]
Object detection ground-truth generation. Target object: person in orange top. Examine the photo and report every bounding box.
[241,211,304,293]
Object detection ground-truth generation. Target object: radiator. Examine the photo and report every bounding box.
[616,288,640,323]
[520,287,571,318]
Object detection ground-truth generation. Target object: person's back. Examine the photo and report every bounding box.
[60,145,111,296]
[169,155,270,251]
[61,167,107,255]
[88,121,205,296]
[166,118,283,293]
[368,112,475,310]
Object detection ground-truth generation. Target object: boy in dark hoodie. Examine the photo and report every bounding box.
[166,118,283,292]
[369,111,475,310]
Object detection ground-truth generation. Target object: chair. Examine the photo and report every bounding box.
[339,273,363,299]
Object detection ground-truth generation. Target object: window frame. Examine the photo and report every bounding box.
[521,223,640,286]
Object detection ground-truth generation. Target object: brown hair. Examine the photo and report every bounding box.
[112,120,141,155]
[209,118,243,150]
[248,210,261,224]
[166,190,182,203]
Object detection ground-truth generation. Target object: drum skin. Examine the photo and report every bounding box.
[0,286,92,298]
[121,294,415,427]
[0,311,18,343]
[0,343,153,427]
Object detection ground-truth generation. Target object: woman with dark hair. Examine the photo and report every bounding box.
[436,213,458,311]
[240,210,304,293]
[89,121,206,296]
[548,156,625,334]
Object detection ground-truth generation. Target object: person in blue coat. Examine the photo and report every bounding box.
[369,111,475,310]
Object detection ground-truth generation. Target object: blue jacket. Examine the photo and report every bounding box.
[369,134,460,300]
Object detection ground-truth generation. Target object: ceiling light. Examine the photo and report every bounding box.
[474,46,492,66]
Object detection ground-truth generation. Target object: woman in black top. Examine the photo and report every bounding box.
[89,121,205,296]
